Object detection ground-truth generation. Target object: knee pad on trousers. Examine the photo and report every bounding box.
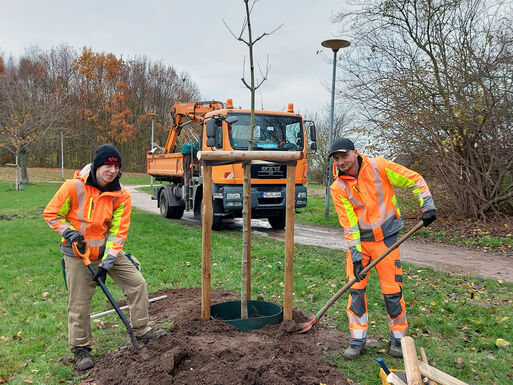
[384,291,403,319]
[349,289,366,317]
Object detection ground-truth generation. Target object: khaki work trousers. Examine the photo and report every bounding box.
[65,252,151,348]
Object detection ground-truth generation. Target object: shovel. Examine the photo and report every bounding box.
[298,221,424,333]
[72,242,140,350]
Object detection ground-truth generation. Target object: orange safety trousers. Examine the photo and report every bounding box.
[345,237,407,345]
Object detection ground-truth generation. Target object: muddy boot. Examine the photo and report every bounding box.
[73,347,94,370]
[136,328,167,344]
[389,342,403,358]
[342,345,366,360]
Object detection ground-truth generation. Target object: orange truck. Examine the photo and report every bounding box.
[146,99,317,229]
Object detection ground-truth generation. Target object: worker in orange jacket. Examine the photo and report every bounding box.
[44,144,165,370]
[329,138,436,360]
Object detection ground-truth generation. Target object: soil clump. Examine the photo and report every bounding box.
[82,288,350,385]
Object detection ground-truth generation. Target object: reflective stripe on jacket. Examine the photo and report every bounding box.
[43,170,131,261]
[330,153,435,262]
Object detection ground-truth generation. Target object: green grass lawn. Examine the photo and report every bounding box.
[0,181,512,384]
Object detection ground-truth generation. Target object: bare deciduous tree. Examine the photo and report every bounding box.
[304,105,356,184]
[335,0,513,220]
[224,0,282,319]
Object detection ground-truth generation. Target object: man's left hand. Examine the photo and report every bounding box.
[92,254,116,283]
[422,209,437,227]
[92,266,108,283]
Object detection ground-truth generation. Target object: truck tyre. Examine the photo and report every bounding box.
[159,189,185,219]
[200,198,223,230]
[268,215,286,230]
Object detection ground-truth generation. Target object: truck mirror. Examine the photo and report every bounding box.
[206,137,216,147]
[225,116,238,124]
[310,142,317,151]
[309,122,317,142]
[206,119,216,138]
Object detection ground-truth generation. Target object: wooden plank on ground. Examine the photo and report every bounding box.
[418,361,469,385]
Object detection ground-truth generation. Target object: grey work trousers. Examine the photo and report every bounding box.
[64,251,151,348]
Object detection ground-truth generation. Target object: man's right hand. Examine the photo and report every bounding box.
[353,260,367,282]
[63,229,85,254]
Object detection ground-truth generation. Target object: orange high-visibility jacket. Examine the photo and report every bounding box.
[44,169,131,261]
[330,153,435,262]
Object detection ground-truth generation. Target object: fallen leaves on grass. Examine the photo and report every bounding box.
[495,338,510,347]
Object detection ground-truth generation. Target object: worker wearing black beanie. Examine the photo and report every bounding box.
[93,144,122,169]
[87,144,122,192]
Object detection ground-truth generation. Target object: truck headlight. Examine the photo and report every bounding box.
[297,192,307,198]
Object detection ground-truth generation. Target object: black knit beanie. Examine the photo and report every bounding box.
[93,144,122,168]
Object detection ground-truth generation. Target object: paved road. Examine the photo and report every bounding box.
[128,185,513,282]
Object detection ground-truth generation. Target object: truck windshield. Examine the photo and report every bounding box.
[227,113,304,151]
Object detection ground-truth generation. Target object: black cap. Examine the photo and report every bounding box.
[329,138,355,158]
[93,144,122,168]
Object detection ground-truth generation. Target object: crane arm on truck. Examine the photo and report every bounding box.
[163,101,224,153]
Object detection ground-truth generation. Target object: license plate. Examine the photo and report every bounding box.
[262,192,282,198]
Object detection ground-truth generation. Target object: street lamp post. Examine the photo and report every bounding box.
[321,39,350,218]
[150,112,158,187]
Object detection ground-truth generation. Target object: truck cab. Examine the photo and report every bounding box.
[147,100,316,230]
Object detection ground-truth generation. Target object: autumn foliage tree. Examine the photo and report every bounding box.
[0,45,201,175]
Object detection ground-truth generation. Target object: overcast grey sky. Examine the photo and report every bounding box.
[0,0,350,114]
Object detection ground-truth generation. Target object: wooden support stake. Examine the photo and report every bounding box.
[419,347,436,385]
[418,362,469,385]
[283,164,296,320]
[401,336,423,385]
[201,165,213,321]
[198,150,303,162]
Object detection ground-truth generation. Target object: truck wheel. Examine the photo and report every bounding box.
[268,215,286,229]
[159,190,185,219]
[200,198,223,230]
[159,190,173,218]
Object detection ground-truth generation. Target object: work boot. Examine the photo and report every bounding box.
[342,345,366,360]
[136,328,167,344]
[389,342,403,358]
[73,346,94,371]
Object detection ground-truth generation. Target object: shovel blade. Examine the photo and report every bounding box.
[297,316,319,334]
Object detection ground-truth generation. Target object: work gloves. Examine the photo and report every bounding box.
[422,209,437,227]
[92,254,116,284]
[92,267,108,284]
[353,260,368,282]
[63,229,86,254]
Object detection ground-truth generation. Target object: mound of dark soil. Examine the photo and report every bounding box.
[81,288,351,385]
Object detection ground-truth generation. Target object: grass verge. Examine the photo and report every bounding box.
[0,181,512,384]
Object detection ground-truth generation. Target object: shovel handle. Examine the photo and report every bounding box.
[72,241,139,349]
[313,220,424,320]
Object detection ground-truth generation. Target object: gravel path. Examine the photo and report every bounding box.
[127,185,513,282]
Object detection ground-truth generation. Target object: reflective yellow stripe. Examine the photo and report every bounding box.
[87,198,93,220]
[385,167,424,207]
[391,195,401,216]
[103,202,125,258]
[341,197,362,252]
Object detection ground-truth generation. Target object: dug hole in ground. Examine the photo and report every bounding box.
[82,288,350,385]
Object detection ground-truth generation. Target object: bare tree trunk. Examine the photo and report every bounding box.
[240,0,257,320]
[20,148,29,183]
